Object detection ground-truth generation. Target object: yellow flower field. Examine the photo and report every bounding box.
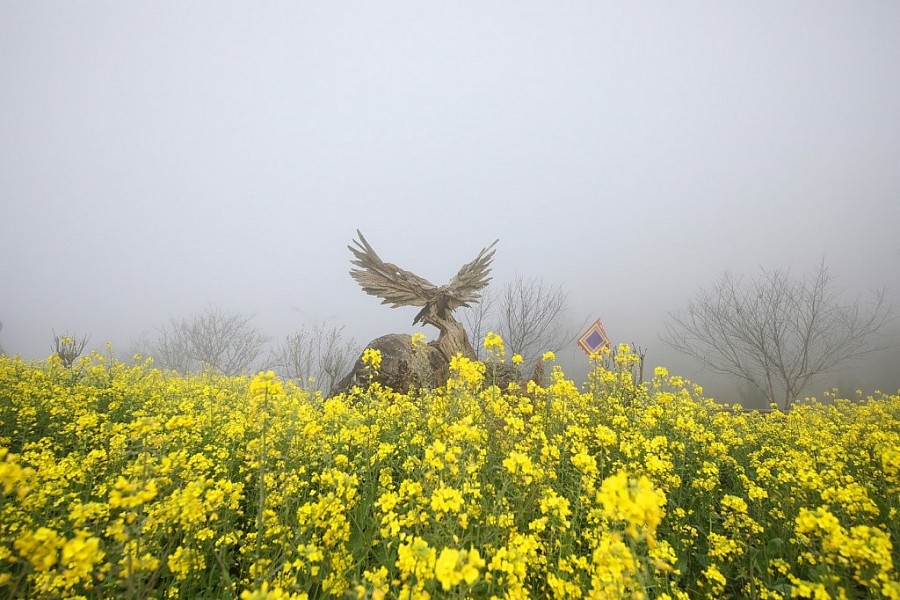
[0,341,897,598]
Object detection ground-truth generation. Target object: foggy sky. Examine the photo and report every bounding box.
[2,2,899,403]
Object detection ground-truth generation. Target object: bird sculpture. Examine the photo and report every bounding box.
[349,230,498,361]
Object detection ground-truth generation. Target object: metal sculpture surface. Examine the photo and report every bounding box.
[349,230,498,361]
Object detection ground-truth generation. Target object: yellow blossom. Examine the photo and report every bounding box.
[596,471,666,542]
[240,581,299,600]
[430,485,464,515]
[448,354,485,388]
[250,369,284,397]
[484,332,506,361]
[397,536,436,581]
[362,348,382,371]
[14,527,63,571]
[167,546,205,581]
[434,547,485,590]
[1,345,899,598]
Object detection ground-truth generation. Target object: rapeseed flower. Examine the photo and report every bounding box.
[397,536,436,581]
[60,531,103,588]
[503,450,538,485]
[448,354,484,388]
[596,472,665,542]
[434,547,484,590]
[483,332,506,361]
[14,527,63,572]
[0,351,897,598]
[167,545,205,581]
[362,348,382,372]
[430,485,464,516]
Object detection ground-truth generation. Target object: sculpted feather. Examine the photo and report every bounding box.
[349,231,437,309]
[348,230,498,359]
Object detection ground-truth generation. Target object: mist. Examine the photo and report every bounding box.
[2,2,899,407]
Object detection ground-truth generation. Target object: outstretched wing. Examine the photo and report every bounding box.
[349,230,437,307]
[442,239,499,310]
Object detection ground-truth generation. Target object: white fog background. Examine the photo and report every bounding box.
[2,2,899,407]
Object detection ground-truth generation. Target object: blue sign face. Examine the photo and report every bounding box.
[578,319,610,355]
[585,331,604,349]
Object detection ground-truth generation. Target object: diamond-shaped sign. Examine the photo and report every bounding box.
[577,319,610,355]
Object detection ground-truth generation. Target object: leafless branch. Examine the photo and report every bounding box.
[52,330,90,367]
[152,305,269,375]
[461,289,497,360]
[499,275,580,365]
[663,261,893,409]
[269,323,359,392]
[462,275,585,367]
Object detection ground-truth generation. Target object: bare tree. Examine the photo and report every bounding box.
[461,289,497,360]
[122,330,154,362]
[662,261,893,410]
[52,331,90,367]
[269,323,359,393]
[152,305,269,375]
[498,276,582,365]
[462,275,582,366]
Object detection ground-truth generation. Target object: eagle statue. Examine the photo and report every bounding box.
[349,230,498,361]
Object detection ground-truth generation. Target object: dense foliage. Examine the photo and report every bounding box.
[0,340,897,598]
